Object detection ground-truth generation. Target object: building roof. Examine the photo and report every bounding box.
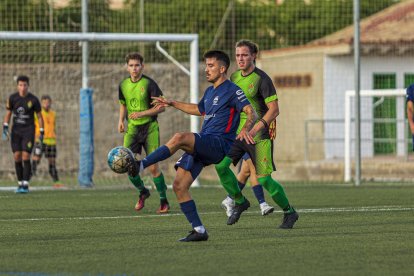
[311,0,414,46]
[262,0,414,58]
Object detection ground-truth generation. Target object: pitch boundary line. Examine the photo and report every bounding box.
[0,205,413,222]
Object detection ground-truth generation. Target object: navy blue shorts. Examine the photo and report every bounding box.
[242,152,251,161]
[175,133,230,180]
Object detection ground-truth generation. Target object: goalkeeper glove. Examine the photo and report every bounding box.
[39,128,44,144]
[2,123,9,141]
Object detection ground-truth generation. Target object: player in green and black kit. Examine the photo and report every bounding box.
[216,40,299,228]
[118,52,169,214]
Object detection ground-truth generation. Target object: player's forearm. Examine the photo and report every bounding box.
[119,105,127,123]
[139,106,165,117]
[242,106,258,132]
[37,113,44,129]
[170,100,201,116]
[3,112,11,125]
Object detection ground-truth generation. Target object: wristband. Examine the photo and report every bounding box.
[259,118,269,129]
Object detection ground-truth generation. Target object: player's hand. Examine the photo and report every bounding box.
[237,129,255,144]
[39,128,44,144]
[269,119,276,140]
[118,121,125,133]
[128,112,142,120]
[2,123,9,141]
[151,96,171,109]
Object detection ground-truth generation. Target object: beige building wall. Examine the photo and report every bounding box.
[258,52,325,162]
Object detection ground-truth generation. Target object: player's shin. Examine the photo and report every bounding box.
[22,160,31,181]
[49,164,59,182]
[258,175,291,211]
[215,157,245,204]
[128,174,146,191]
[180,200,205,233]
[153,173,167,199]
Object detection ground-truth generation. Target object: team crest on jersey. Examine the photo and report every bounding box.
[130,98,138,108]
[213,96,219,105]
[27,101,32,108]
[140,86,145,93]
[248,83,254,93]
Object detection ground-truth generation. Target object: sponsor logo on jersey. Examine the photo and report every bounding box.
[213,96,219,105]
[204,114,216,120]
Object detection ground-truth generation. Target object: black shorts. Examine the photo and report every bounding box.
[226,139,256,167]
[34,142,57,158]
[11,126,35,153]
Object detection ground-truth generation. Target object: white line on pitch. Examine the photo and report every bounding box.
[0,205,413,223]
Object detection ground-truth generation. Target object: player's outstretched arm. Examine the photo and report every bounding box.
[237,104,257,144]
[152,96,201,116]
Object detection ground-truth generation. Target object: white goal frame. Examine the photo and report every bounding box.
[344,89,406,182]
[0,31,200,186]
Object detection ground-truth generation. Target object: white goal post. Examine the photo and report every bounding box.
[0,31,200,186]
[344,89,406,182]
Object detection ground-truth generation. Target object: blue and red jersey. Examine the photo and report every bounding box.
[198,79,250,142]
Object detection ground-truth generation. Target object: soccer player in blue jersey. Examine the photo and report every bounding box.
[127,50,257,242]
[406,83,414,150]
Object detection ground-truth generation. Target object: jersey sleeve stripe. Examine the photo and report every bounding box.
[225,107,235,133]
[264,94,278,104]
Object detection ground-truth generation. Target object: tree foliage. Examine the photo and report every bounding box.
[0,0,400,62]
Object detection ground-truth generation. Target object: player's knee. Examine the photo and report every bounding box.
[148,165,159,176]
[172,180,186,195]
[170,132,189,146]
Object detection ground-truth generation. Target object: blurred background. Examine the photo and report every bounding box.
[1,0,414,186]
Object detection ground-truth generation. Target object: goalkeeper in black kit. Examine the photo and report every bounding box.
[3,75,44,193]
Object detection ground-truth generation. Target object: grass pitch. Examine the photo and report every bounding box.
[0,183,413,275]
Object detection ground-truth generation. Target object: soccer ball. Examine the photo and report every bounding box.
[107,146,134,174]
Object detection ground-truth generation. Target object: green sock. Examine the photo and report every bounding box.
[258,175,293,212]
[128,174,145,192]
[215,156,245,205]
[153,173,167,199]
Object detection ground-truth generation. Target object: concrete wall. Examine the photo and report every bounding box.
[258,52,325,162]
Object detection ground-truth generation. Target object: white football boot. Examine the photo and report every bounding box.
[260,202,275,216]
[221,196,235,217]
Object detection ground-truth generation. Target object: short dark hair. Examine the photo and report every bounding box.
[203,50,230,73]
[41,95,52,101]
[16,75,30,85]
[235,39,259,55]
[125,52,144,64]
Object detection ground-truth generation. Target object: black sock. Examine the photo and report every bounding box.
[49,164,59,182]
[22,160,31,181]
[15,161,23,182]
[31,160,38,176]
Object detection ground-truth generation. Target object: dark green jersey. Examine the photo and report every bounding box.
[230,67,278,140]
[118,75,163,126]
